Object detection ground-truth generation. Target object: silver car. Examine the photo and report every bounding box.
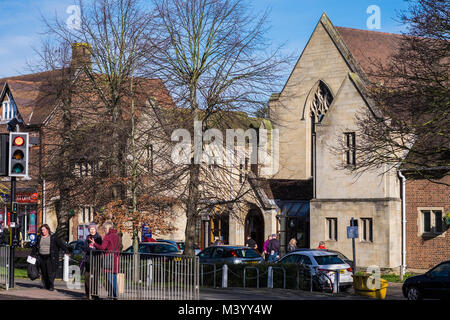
[277,249,353,290]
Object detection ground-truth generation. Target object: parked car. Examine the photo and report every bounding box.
[198,245,263,264]
[290,248,354,268]
[277,249,353,291]
[68,240,85,255]
[156,239,201,255]
[402,260,450,300]
[123,242,181,257]
[176,241,201,255]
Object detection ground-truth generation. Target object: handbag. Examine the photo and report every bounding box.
[27,255,40,281]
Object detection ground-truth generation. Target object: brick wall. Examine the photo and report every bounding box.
[405,175,450,270]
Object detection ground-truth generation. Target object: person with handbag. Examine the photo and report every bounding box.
[90,221,120,299]
[83,222,102,299]
[31,224,72,291]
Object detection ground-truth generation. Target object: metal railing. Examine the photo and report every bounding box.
[89,251,199,300]
[0,245,10,290]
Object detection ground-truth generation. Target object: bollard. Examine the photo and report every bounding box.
[63,254,69,282]
[267,266,273,288]
[333,270,340,293]
[222,264,228,288]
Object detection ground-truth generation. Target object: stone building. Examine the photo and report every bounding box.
[265,13,448,272]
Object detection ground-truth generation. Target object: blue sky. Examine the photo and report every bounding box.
[0,0,409,78]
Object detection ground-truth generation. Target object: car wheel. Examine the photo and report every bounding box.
[406,286,423,300]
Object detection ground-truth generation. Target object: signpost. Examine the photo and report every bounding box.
[347,217,358,275]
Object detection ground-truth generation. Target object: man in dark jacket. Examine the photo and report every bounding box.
[267,233,280,262]
[245,235,257,251]
[83,222,102,299]
[31,224,72,291]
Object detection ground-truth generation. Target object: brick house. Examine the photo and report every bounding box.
[403,173,449,271]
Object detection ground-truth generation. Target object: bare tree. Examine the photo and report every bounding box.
[37,0,177,243]
[339,0,449,185]
[146,0,291,255]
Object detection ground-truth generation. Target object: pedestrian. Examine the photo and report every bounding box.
[83,222,102,299]
[245,235,258,251]
[143,235,156,242]
[267,233,280,262]
[31,224,72,291]
[317,241,326,250]
[263,235,272,261]
[287,238,297,252]
[90,221,121,299]
[212,236,223,246]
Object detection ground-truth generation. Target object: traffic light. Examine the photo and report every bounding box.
[9,132,29,177]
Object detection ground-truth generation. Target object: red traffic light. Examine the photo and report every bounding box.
[13,136,24,146]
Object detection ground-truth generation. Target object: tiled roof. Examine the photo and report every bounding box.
[335,26,403,78]
[0,70,175,126]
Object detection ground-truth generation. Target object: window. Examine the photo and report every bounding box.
[75,161,99,177]
[344,132,356,166]
[310,81,333,123]
[429,262,450,278]
[326,218,338,241]
[2,99,16,121]
[298,255,312,265]
[421,209,444,235]
[280,255,300,264]
[313,255,344,265]
[361,218,373,242]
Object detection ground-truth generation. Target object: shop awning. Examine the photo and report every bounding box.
[276,201,310,217]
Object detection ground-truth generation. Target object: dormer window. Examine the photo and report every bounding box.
[2,99,16,121]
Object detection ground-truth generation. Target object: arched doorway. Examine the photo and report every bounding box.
[245,206,264,253]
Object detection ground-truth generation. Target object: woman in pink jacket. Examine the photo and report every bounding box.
[90,221,121,299]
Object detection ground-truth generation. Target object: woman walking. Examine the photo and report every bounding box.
[287,238,297,252]
[31,224,72,291]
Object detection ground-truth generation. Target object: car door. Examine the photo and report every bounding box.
[422,262,450,299]
[211,247,226,263]
[198,247,214,264]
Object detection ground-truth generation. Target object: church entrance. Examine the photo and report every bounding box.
[245,206,264,253]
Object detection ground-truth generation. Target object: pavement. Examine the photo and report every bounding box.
[0,278,405,300]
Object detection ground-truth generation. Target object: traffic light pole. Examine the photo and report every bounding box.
[9,176,16,289]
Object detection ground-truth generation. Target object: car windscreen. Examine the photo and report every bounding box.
[153,244,179,253]
[227,248,260,258]
[313,255,344,265]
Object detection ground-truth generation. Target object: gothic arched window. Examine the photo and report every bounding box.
[310,81,333,123]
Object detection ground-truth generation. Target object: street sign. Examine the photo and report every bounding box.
[347,226,359,238]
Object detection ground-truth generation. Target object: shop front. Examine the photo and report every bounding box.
[0,189,39,245]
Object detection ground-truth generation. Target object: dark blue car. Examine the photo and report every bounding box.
[402,260,450,300]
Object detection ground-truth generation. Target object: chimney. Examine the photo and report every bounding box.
[70,42,92,73]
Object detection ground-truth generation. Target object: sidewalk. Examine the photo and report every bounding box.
[0,278,404,300]
[0,278,85,300]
